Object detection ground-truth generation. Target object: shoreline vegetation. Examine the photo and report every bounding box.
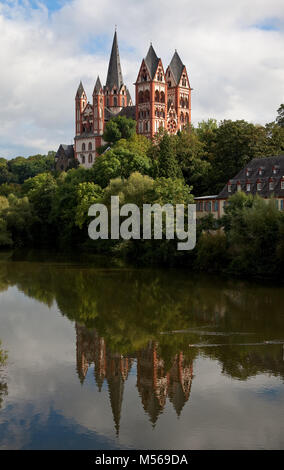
[0,111,284,281]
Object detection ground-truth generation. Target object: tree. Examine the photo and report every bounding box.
[75,182,103,229]
[173,128,210,194]
[276,104,284,127]
[156,133,182,179]
[103,116,136,144]
[92,147,152,188]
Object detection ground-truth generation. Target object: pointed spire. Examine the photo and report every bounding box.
[105,30,123,90]
[144,44,159,79]
[169,51,184,84]
[93,76,103,95]
[76,81,85,98]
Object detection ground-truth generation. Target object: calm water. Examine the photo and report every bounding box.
[0,251,283,450]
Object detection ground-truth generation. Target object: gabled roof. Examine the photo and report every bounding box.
[105,31,124,90]
[144,44,160,79]
[93,76,103,94]
[76,81,85,98]
[218,154,284,199]
[169,51,185,84]
[126,87,132,105]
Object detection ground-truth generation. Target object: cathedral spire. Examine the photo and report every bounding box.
[169,50,184,85]
[144,44,159,79]
[105,30,123,90]
[76,80,85,98]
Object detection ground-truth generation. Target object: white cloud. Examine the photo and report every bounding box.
[0,0,284,157]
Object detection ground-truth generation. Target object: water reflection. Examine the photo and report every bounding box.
[76,323,193,433]
[0,252,283,448]
[0,343,8,411]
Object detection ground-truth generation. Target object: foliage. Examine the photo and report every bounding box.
[276,103,284,128]
[92,147,152,188]
[103,116,136,144]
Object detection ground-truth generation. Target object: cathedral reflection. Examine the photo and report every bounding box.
[75,324,193,433]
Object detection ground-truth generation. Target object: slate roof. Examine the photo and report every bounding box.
[76,81,85,98]
[105,31,124,90]
[218,154,284,199]
[144,44,160,79]
[55,144,74,159]
[126,87,132,105]
[169,51,184,85]
[117,105,136,120]
[93,76,103,94]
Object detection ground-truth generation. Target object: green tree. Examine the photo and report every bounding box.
[75,182,103,229]
[156,133,182,179]
[276,104,284,127]
[103,116,136,144]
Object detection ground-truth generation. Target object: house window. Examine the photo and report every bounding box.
[82,143,86,151]
[214,201,218,212]
[113,97,117,107]
[237,182,241,192]
[269,181,274,191]
[228,183,232,192]
[281,180,284,190]
[246,183,251,192]
[258,168,263,176]
[275,200,279,210]
[81,155,85,164]
[257,182,262,191]
[122,97,125,106]
[88,142,92,150]
[88,154,93,163]
[281,200,284,211]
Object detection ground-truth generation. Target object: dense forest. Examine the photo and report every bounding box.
[0,104,284,279]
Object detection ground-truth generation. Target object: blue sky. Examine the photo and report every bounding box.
[0,0,283,158]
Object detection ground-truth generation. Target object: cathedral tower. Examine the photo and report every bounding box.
[165,51,192,133]
[135,44,167,138]
[104,30,128,114]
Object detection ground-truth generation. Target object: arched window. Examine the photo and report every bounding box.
[81,155,85,164]
[185,113,189,124]
[88,154,93,163]
[155,90,159,102]
[122,97,125,106]
[160,91,165,103]
[138,91,144,103]
[106,98,109,107]
[180,112,184,123]
[113,96,117,107]
[144,90,150,102]
[88,142,92,150]
[82,143,86,151]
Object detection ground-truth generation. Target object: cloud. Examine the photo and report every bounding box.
[0,0,284,158]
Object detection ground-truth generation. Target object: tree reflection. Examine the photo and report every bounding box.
[0,341,8,410]
[0,254,284,387]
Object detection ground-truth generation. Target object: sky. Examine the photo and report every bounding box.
[0,0,284,158]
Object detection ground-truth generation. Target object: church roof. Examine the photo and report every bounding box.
[145,44,160,79]
[169,51,185,84]
[105,31,124,90]
[76,81,85,98]
[93,76,103,94]
[117,105,136,120]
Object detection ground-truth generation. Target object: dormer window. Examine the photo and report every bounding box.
[113,89,117,94]
[246,181,251,192]
[272,166,279,175]
[246,169,250,177]
[257,180,262,191]
[269,178,274,191]
[258,168,263,176]
[228,182,232,193]
[237,181,241,192]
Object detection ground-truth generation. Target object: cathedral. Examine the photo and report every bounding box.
[55,30,192,170]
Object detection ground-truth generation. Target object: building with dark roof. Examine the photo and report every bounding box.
[56,29,192,168]
[54,144,75,171]
[195,154,284,218]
